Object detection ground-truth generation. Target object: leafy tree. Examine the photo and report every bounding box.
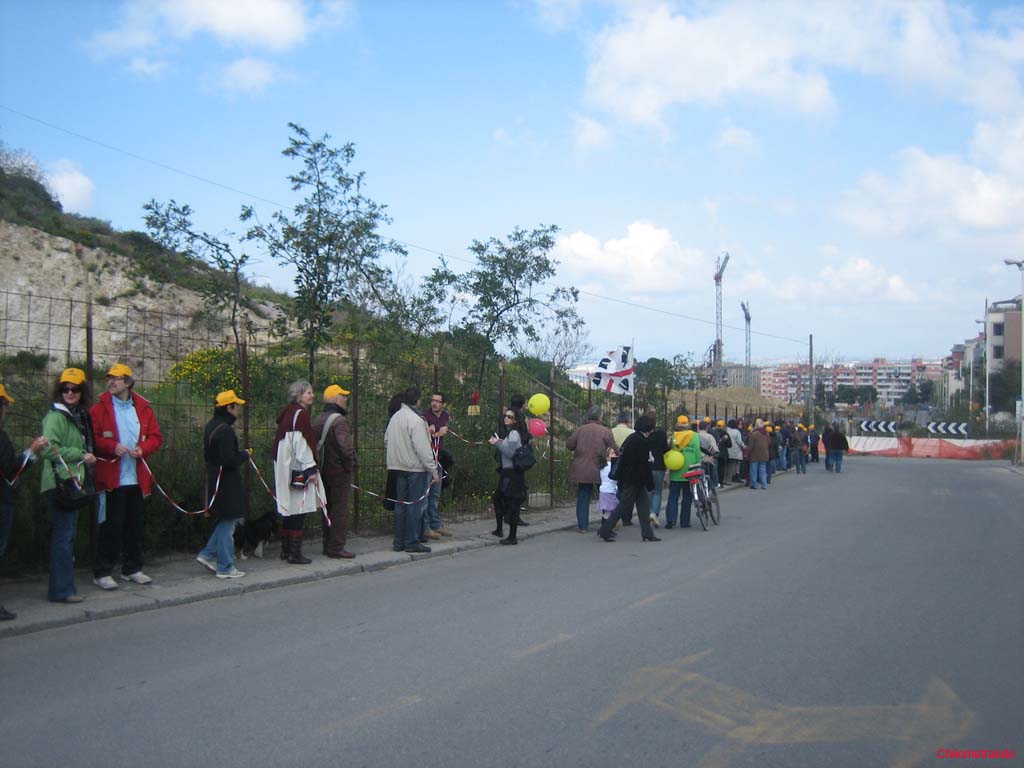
[430,225,581,386]
[241,123,405,380]
[143,200,257,356]
[899,383,920,405]
[989,365,1022,412]
[918,380,936,404]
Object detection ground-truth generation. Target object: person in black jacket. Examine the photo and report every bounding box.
[0,384,47,620]
[195,390,250,579]
[597,415,659,542]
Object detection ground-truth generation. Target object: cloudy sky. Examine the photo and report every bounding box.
[2,0,1022,366]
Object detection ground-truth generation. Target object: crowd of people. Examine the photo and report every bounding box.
[0,368,852,619]
[565,409,851,539]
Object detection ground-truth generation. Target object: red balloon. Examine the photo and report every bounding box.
[528,418,548,437]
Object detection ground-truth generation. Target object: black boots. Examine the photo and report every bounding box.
[284,530,311,565]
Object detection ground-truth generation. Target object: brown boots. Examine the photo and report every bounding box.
[280,530,312,565]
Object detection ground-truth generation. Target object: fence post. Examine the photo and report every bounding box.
[352,343,361,533]
[240,340,251,522]
[85,298,96,560]
[549,364,555,509]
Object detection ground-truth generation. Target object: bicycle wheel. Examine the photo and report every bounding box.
[708,483,721,526]
[694,482,708,531]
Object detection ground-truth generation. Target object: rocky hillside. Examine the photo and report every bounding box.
[0,220,282,381]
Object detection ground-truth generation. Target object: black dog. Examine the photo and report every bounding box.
[233,510,280,559]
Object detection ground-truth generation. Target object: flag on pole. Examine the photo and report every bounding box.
[591,346,634,395]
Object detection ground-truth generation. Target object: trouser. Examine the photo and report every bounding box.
[94,485,144,578]
[393,470,428,550]
[575,483,594,530]
[493,490,523,540]
[828,450,844,473]
[0,500,13,559]
[810,444,820,462]
[47,493,79,601]
[322,475,351,553]
[749,461,767,488]
[424,477,443,531]
[790,447,807,474]
[665,481,692,526]
[717,455,728,486]
[726,459,740,482]
[598,483,653,538]
[648,470,665,521]
[200,518,240,575]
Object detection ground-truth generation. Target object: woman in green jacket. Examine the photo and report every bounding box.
[38,368,96,603]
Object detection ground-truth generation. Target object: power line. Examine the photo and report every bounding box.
[3,104,806,348]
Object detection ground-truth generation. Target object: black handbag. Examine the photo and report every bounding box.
[52,465,96,510]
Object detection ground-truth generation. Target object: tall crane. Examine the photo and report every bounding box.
[741,300,751,370]
[713,252,730,383]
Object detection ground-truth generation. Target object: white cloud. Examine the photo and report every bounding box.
[128,56,168,77]
[47,160,96,212]
[534,0,584,30]
[840,146,1024,236]
[219,57,276,94]
[554,221,705,295]
[732,254,917,304]
[584,1,1024,126]
[716,122,755,152]
[572,113,609,151]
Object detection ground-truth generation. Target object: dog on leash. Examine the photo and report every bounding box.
[234,510,280,559]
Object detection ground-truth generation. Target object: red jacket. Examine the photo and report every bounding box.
[90,391,164,496]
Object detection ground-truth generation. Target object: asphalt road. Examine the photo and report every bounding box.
[1,457,1021,768]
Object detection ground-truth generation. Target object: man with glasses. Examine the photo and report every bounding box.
[421,392,452,538]
[90,363,164,589]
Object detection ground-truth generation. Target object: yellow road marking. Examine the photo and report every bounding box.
[321,695,423,733]
[596,651,975,768]
[512,632,575,658]
[627,591,670,609]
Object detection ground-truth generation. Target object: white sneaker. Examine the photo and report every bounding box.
[121,571,152,585]
[216,567,246,579]
[93,576,119,590]
[650,514,661,528]
[195,555,217,573]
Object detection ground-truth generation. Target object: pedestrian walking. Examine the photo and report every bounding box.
[646,410,668,527]
[313,384,357,559]
[790,424,809,475]
[273,380,325,565]
[196,390,249,579]
[808,425,820,463]
[38,368,97,603]
[488,408,529,545]
[0,384,47,619]
[746,419,771,490]
[822,424,834,471]
[565,406,616,533]
[826,425,850,473]
[597,415,659,542]
[598,447,618,522]
[664,417,702,528]
[725,419,745,483]
[90,363,164,590]
[713,419,730,487]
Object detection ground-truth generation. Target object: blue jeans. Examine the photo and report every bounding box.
[424,478,443,531]
[576,483,594,530]
[0,500,13,558]
[649,470,665,522]
[393,470,429,549]
[779,446,789,469]
[789,447,806,474]
[46,493,79,602]
[766,458,775,483]
[750,461,768,489]
[828,450,844,473]
[665,481,693,526]
[200,518,239,574]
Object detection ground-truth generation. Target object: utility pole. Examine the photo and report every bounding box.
[807,334,814,424]
[741,300,751,382]
[976,311,988,434]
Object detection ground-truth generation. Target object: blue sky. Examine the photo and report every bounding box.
[2,0,1023,367]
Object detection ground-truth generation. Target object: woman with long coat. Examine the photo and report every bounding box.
[272,380,326,565]
[196,390,250,579]
[488,408,529,545]
[38,368,96,602]
[565,406,616,533]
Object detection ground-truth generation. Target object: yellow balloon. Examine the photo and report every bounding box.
[664,450,684,471]
[528,393,551,416]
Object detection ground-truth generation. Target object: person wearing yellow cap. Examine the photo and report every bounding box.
[38,368,97,603]
[89,363,164,590]
[196,390,249,578]
[313,384,356,559]
[790,423,809,475]
[711,419,730,488]
[0,385,48,619]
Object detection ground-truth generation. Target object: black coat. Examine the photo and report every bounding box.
[204,413,249,521]
[648,428,668,470]
[616,431,654,491]
[0,428,19,504]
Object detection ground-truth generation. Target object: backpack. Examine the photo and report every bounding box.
[512,442,537,471]
[718,431,732,451]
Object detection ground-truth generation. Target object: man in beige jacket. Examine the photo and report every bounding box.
[385,386,439,553]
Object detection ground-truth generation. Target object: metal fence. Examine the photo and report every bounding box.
[0,289,788,573]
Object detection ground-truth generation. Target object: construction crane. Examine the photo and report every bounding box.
[713,252,730,383]
[741,300,751,370]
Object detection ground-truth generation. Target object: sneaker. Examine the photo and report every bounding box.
[0,605,16,621]
[61,594,85,604]
[121,571,152,585]
[649,514,661,528]
[93,576,119,591]
[437,528,453,537]
[196,555,218,573]
[404,544,431,554]
[216,567,246,579]
[424,529,442,540]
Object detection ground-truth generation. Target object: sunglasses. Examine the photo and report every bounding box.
[61,386,82,394]
[504,413,515,419]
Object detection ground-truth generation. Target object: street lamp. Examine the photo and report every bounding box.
[975,317,988,434]
[1004,259,1024,464]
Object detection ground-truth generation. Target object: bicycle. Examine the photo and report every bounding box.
[683,466,720,529]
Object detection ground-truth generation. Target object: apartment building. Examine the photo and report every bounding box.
[760,359,942,405]
[983,296,1022,373]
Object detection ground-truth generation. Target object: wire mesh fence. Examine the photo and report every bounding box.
[0,289,784,574]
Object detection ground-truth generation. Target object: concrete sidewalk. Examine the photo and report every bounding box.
[0,474,766,639]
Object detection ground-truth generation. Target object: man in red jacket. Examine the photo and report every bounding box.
[90,363,163,589]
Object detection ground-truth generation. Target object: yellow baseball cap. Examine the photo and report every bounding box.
[60,368,86,386]
[702,416,711,423]
[106,363,133,378]
[716,419,725,427]
[676,415,689,425]
[0,384,13,403]
[809,424,816,429]
[323,384,351,399]
[215,389,246,407]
